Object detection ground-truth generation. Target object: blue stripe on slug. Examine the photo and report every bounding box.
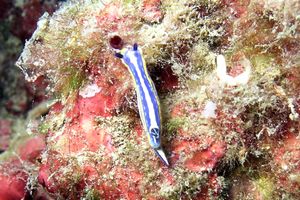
[122,49,161,148]
[115,44,169,166]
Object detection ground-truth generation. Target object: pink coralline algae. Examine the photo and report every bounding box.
[0,135,46,199]
[273,132,300,193]
[0,0,299,199]
[0,163,28,200]
[141,0,163,23]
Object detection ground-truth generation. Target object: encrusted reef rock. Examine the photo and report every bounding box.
[1,0,299,199]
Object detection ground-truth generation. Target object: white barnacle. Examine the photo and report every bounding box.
[33,58,46,67]
[288,98,299,120]
[202,101,217,118]
[79,83,101,98]
[216,55,251,86]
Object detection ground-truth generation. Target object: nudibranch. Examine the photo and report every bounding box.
[115,43,169,166]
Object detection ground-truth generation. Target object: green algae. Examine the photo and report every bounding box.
[38,121,51,134]
[254,176,275,200]
[95,115,137,166]
[59,67,86,100]
[160,170,209,199]
[83,188,101,200]
[166,117,186,133]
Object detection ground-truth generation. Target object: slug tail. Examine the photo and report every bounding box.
[154,148,170,166]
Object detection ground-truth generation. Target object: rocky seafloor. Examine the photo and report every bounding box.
[0,0,299,199]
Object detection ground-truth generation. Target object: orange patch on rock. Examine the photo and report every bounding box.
[115,167,143,199]
[273,132,300,192]
[96,3,136,33]
[133,124,144,144]
[221,0,251,18]
[171,138,226,172]
[171,103,188,118]
[195,173,223,200]
[185,141,226,172]
[141,0,162,23]
[53,116,114,154]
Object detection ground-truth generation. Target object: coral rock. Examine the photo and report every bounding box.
[141,0,162,23]
[0,161,28,200]
[0,119,12,151]
[18,135,46,162]
[273,132,300,193]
